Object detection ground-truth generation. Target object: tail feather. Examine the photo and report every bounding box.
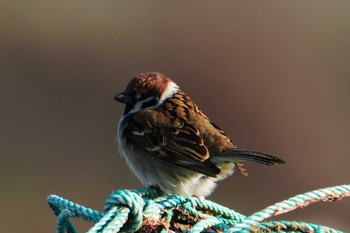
[235,162,249,176]
[221,148,285,166]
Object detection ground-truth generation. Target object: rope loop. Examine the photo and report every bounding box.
[103,189,145,232]
[48,184,350,232]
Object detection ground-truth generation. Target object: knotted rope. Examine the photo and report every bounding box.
[47,184,350,232]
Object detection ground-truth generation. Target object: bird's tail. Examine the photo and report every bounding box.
[222,148,285,165]
[218,148,285,176]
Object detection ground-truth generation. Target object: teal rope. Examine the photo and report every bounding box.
[47,184,350,233]
[249,184,350,222]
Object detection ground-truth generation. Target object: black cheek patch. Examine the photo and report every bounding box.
[141,97,159,109]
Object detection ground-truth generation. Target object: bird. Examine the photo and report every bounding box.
[115,72,285,197]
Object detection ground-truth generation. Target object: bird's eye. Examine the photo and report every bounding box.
[141,96,159,109]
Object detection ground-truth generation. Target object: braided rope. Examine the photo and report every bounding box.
[47,184,350,233]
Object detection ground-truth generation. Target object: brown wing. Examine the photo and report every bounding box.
[125,111,220,177]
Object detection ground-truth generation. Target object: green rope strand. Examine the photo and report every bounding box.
[47,184,350,233]
[249,184,350,222]
[87,206,125,233]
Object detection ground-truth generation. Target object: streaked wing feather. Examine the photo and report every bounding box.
[161,146,220,177]
[127,122,220,177]
[129,132,160,151]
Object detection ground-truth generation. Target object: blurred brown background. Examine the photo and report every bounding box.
[1,1,349,232]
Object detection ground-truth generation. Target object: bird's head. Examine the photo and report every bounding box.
[115,72,179,114]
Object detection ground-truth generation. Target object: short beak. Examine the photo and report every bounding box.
[114,92,134,104]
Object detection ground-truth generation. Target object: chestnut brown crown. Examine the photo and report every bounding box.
[115,72,175,114]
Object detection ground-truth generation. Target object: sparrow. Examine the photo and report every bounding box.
[115,72,285,197]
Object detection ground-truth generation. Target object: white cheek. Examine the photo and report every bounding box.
[160,81,179,102]
[128,96,159,113]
